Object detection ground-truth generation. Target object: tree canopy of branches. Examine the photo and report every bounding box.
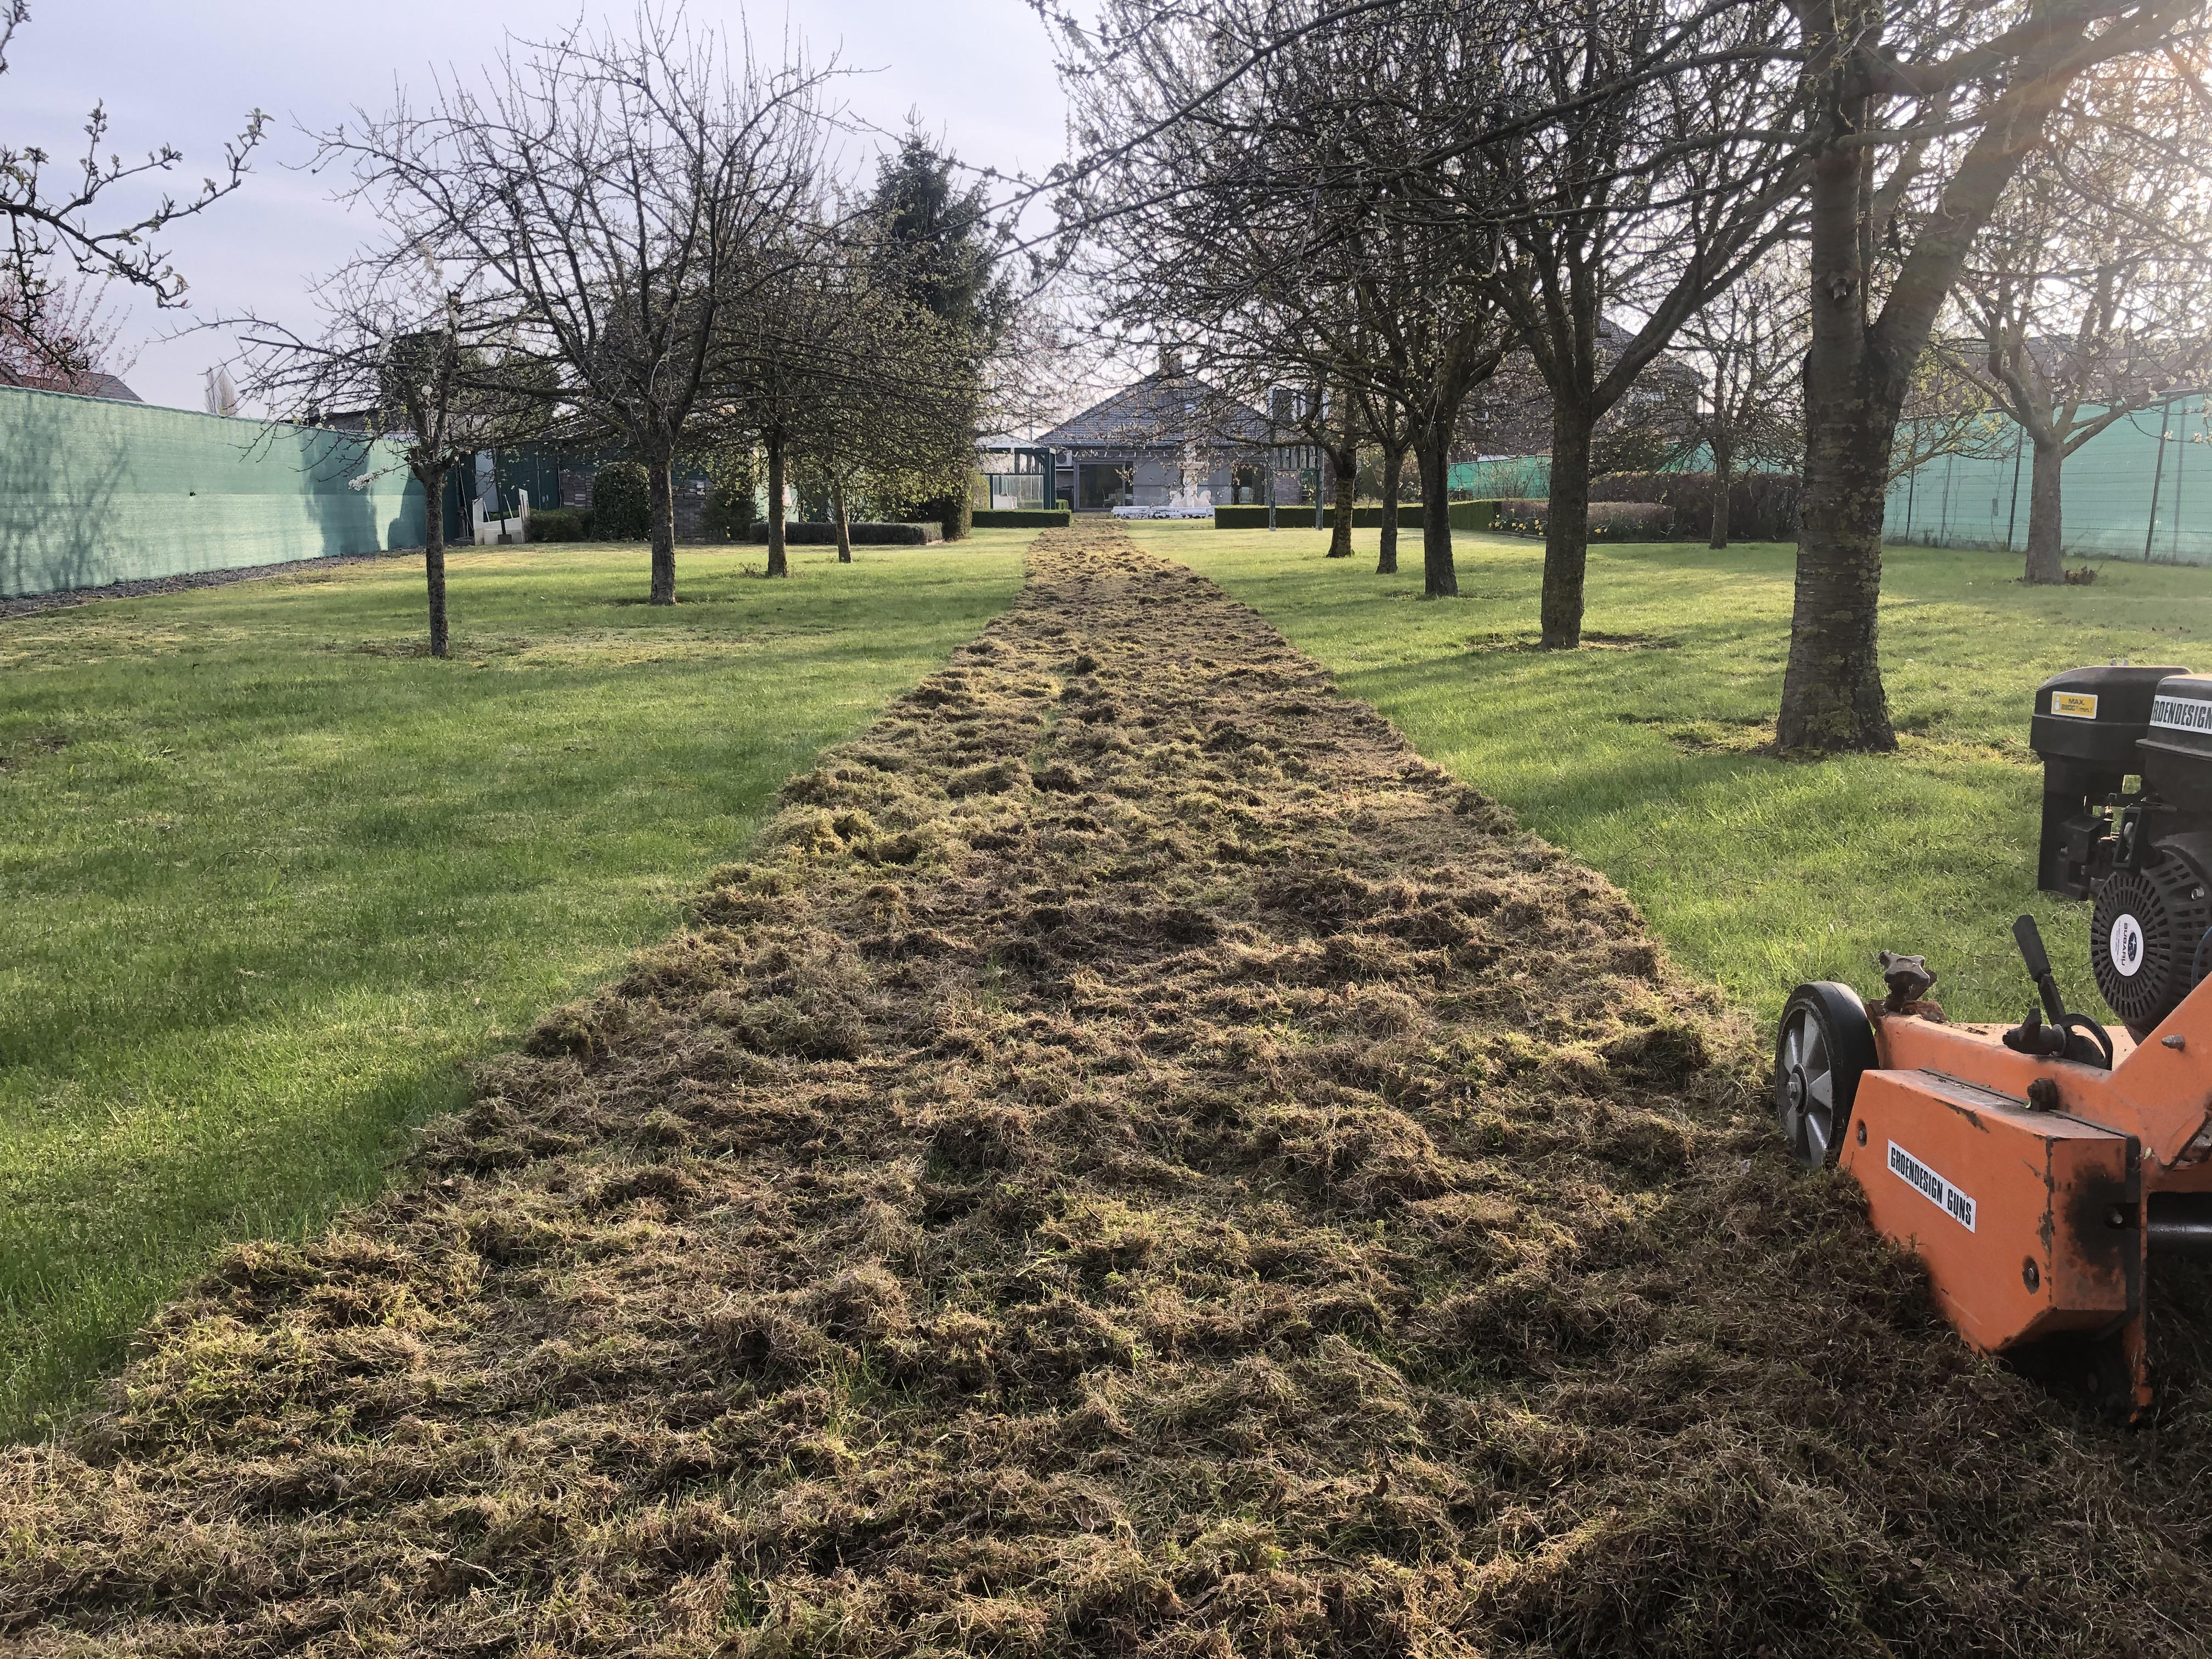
[1665,259,1806,548]
[1062,0,1511,596]
[232,250,548,657]
[0,268,136,394]
[315,15,834,605]
[858,137,1011,538]
[0,2,262,376]
[720,207,980,573]
[1946,53,2212,583]
[1466,0,1804,644]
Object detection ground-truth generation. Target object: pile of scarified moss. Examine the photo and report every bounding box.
[7,520,2212,1657]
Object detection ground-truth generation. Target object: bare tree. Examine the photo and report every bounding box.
[785,255,983,565]
[0,3,262,376]
[315,15,833,605]
[1781,0,2207,750]
[1671,262,1806,548]
[1464,0,1805,645]
[1350,382,1416,574]
[1063,0,1511,597]
[232,250,545,657]
[1946,60,2212,583]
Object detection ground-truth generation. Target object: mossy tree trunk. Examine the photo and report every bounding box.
[1413,427,1456,598]
[1709,438,1735,550]
[1376,438,1406,575]
[417,459,450,657]
[766,428,789,579]
[2022,435,2068,584]
[1540,396,1594,648]
[832,473,853,564]
[647,454,677,605]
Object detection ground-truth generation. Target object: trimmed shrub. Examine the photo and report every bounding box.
[903,492,970,543]
[529,507,594,542]
[972,509,1070,528]
[1588,470,1801,542]
[1593,501,1677,539]
[591,462,652,541]
[1493,499,1679,541]
[748,521,945,546]
[702,480,757,543]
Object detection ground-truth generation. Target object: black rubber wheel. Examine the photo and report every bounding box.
[1774,982,1877,1171]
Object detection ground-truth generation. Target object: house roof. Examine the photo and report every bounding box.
[0,363,142,402]
[1036,371,1272,453]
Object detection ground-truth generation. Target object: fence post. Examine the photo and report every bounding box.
[2146,399,2174,563]
[2005,426,2024,553]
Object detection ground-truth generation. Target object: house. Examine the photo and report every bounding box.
[984,365,1318,514]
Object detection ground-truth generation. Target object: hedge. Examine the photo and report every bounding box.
[972,509,1071,528]
[1494,499,1678,540]
[591,462,651,540]
[747,521,945,546]
[1587,470,1801,543]
[1212,499,1500,532]
[528,507,594,542]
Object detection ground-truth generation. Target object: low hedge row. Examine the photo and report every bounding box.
[747,521,945,546]
[1212,499,1500,532]
[1494,500,1678,540]
[972,509,1071,528]
[1587,470,1802,542]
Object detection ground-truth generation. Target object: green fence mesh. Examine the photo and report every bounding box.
[1886,403,2212,563]
[1,386,427,599]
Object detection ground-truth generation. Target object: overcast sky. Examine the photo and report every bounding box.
[10,1,1071,411]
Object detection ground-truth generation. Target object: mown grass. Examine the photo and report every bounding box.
[0,535,1028,1436]
[1138,520,2212,1028]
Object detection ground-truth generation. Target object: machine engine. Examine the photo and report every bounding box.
[2033,664,2212,1036]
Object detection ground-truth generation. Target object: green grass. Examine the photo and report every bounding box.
[0,535,1028,1436]
[1134,520,2212,1030]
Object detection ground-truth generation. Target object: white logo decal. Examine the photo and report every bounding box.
[2151,694,2212,733]
[2111,913,2146,978]
[1888,1141,1977,1232]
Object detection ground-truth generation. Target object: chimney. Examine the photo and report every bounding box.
[1158,346,1183,379]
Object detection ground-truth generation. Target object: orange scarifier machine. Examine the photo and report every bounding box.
[1776,665,2212,1414]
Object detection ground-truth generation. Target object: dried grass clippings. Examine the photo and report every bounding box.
[7,520,2212,1657]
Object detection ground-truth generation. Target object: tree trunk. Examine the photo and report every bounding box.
[766,429,789,579]
[1414,430,1457,598]
[832,474,853,563]
[1327,436,1358,558]
[1709,443,1734,550]
[1539,396,1593,648]
[648,453,676,605]
[1776,86,1898,754]
[2023,435,2065,584]
[421,461,450,658]
[1377,439,1405,575]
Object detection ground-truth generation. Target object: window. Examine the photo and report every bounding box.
[1079,462,1133,510]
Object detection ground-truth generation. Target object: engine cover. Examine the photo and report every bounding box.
[2092,847,2212,1036]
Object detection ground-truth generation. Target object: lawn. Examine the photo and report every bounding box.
[1137,520,2212,1030]
[0,534,1028,1436]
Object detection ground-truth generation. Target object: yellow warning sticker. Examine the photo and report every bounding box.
[2051,691,2098,719]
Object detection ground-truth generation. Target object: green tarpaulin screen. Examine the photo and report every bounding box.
[2,386,427,599]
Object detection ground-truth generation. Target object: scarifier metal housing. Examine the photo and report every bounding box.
[1779,662,2212,1416]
